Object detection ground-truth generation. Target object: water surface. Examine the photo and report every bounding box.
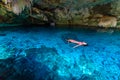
[0,26,120,80]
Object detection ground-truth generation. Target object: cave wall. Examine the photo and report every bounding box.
[0,0,120,27]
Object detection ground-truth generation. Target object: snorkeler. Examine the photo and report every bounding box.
[67,39,88,48]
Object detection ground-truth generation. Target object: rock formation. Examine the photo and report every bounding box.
[0,0,120,28]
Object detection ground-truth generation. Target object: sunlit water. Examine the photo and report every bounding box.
[0,26,120,80]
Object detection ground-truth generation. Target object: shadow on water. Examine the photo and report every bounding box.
[0,25,120,33]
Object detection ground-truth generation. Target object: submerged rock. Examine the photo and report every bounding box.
[24,45,101,79]
[0,45,14,59]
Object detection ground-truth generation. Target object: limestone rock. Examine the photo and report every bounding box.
[98,15,117,27]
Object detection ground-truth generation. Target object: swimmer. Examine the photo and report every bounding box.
[67,39,87,48]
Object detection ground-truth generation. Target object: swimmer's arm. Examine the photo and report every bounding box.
[73,44,81,48]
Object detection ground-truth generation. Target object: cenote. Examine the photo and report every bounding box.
[1,0,120,80]
[0,26,120,80]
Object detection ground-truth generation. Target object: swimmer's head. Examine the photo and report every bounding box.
[82,42,88,46]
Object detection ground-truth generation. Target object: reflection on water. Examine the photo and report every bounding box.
[0,26,120,80]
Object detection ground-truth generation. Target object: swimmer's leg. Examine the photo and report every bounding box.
[66,39,73,44]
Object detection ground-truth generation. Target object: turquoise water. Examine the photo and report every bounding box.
[0,26,120,80]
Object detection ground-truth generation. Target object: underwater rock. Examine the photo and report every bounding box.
[25,45,84,79]
[12,58,46,80]
[0,45,14,59]
[79,74,95,80]
[24,46,67,80]
[0,58,17,80]
[97,28,114,33]
[93,70,106,80]
[0,33,6,36]
[25,45,59,68]
[25,45,58,55]
[0,55,53,80]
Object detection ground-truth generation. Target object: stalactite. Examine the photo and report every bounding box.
[3,0,32,15]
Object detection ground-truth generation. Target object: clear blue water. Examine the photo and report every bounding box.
[0,26,120,80]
